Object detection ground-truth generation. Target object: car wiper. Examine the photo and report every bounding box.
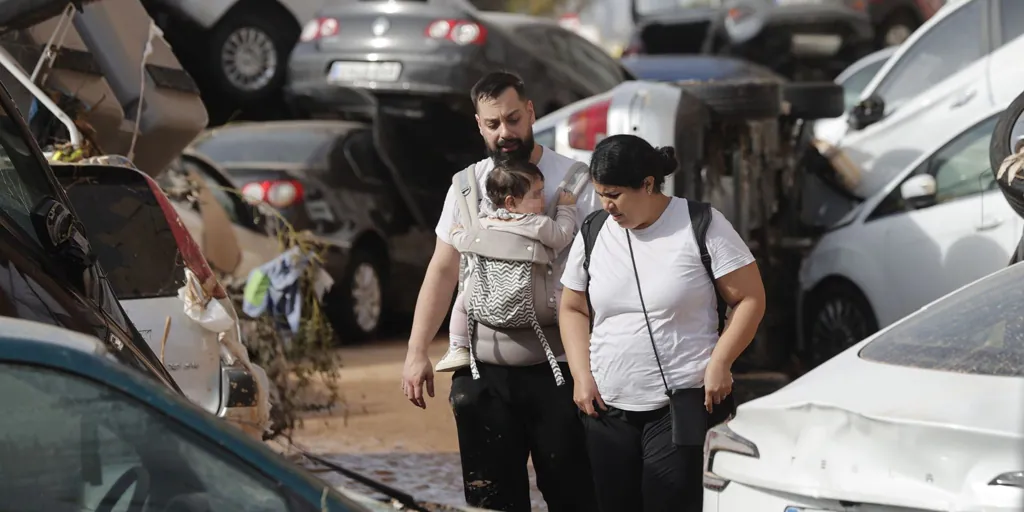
[297,448,432,512]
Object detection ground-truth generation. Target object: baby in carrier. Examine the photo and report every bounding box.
[435,161,578,384]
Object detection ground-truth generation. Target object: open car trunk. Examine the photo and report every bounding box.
[309,86,484,227]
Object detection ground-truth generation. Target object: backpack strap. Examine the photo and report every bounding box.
[581,208,610,333]
[546,161,591,218]
[452,164,481,229]
[688,200,728,336]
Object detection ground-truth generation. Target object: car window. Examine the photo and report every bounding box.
[0,99,60,246]
[0,362,301,511]
[840,58,889,110]
[564,33,623,91]
[59,175,187,300]
[999,0,1024,44]
[859,262,1024,377]
[192,128,336,166]
[535,127,556,149]
[873,0,986,113]
[928,115,998,203]
[342,130,387,183]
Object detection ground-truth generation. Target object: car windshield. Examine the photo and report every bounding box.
[858,263,1024,377]
[0,87,60,246]
[191,128,336,166]
[840,57,889,110]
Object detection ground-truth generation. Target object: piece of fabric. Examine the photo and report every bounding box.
[580,406,703,512]
[241,246,311,334]
[449,362,597,512]
[560,198,755,411]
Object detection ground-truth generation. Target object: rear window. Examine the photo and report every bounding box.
[61,178,186,300]
[858,263,1024,377]
[192,128,337,166]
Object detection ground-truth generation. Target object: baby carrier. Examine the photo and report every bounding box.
[451,161,590,385]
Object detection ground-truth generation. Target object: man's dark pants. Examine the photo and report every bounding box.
[449,361,598,511]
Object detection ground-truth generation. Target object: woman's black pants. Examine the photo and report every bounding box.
[580,406,704,512]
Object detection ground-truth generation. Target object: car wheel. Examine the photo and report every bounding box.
[782,82,845,120]
[206,6,297,103]
[804,280,878,368]
[326,250,385,343]
[989,89,1024,219]
[677,78,782,121]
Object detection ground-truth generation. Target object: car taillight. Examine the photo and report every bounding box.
[241,180,305,208]
[567,98,611,151]
[425,19,486,45]
[300,17,340,42]
[143,175,227,299]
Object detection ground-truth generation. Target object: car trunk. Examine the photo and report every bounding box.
[316,1,470,54]
[633,7,721,55]
[53,164,223,415]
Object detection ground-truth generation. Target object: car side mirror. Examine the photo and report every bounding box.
[900,174,937,209]
[848,95,885,130]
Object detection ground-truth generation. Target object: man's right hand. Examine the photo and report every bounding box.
[402,350,435,409]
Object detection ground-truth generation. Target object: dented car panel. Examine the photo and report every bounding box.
[707,261,1024,511]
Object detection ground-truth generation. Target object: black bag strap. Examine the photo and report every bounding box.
[687,200,728,336]
[625,229,671,394]
[581,209,609,333]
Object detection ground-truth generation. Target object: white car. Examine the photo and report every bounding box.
[797,103,1023,366]
[815,0,1024,198]
[705,260,1024,511]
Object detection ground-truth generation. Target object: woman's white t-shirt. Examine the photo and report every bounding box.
[560,197,755,412]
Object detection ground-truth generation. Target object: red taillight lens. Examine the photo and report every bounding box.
[567,99,611,151]
[300,17,340,42]
[240,180,305,208]
[143,175,226,299]
[425,19,486,45]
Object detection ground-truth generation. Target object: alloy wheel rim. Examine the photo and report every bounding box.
[809,297,870,363]
[351,263,382,333]
[220,27,277,92]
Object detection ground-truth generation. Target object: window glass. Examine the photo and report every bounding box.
[859,263,1024,376]
[928,115,998,203]
[874,0,986,112]
[535,127,556,149]
[0,363,295,511]
[634,0,721,17]
[0,99,59,246]
[999,0,1024,44]
[566,34,623,91]
[192,128,336,166]
[840,57,889,110]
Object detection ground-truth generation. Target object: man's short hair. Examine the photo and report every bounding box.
[470,71,527,108]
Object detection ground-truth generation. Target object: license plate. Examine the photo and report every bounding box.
[790,34,842,55]
[327,61,401,83]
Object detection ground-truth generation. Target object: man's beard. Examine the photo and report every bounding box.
[487,133,535,166]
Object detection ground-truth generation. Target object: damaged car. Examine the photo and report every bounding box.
[704,258,1024,511]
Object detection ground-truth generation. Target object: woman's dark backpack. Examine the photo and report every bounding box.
[579,200,728,334]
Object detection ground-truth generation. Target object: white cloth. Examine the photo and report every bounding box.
[560,197,755,411]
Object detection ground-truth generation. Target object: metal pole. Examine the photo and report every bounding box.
[0,47,82,147]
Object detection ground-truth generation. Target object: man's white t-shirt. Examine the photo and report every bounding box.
[434,145,603,284]
[560,197,755,411]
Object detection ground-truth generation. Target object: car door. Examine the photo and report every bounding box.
[871,114,1015,322]
[987,0,1024,104]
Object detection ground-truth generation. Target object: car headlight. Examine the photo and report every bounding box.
[990,471,1024,488]
[703,421,760,492]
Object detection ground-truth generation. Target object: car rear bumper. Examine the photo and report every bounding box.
[285,46,490,112]
[760,4,875,52]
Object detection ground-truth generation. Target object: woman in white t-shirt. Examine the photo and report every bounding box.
[558,134,766,512]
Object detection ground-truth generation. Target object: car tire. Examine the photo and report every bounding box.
[204,5,298,104]
[677,78,782,121]
[783,82,845,120]
[989,89,1024,219]
[325,249,385,343]
[803,280,878,368]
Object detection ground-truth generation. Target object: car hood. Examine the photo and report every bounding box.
[722,348,1024,509]
[0,0,100,33]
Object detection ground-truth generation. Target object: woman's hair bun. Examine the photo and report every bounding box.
[655,146,678,176]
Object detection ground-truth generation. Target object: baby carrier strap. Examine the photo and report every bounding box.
[453,164,482,230]
[545,161,591,219]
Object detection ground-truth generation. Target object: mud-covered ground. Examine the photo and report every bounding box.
[291,337,789,510]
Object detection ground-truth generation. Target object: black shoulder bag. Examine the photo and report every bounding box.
[581,200,735,446]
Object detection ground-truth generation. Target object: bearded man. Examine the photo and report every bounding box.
[400,71,601,512]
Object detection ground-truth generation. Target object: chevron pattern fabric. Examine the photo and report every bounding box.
[465,255,565,386]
